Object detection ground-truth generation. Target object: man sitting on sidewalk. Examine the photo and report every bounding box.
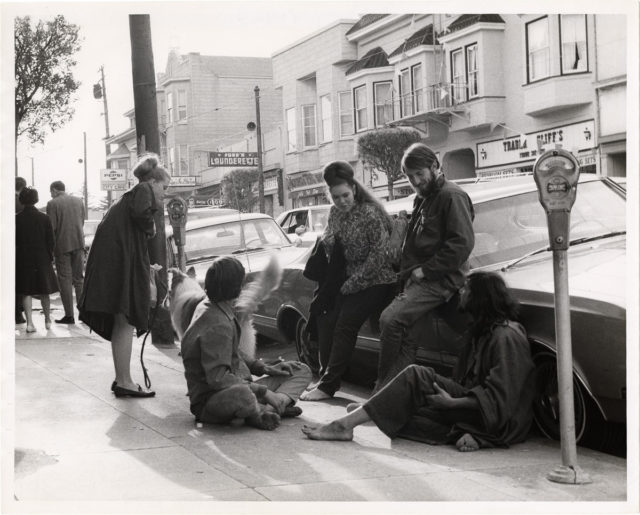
[302,271,535,451]
[180,256,311,430]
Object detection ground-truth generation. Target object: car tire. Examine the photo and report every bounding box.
[294,317,320,375]
[532,351,588,443]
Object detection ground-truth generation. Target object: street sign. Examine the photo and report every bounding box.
[169,176,197,186]
[208,152,258,167]
[100,169,127,191]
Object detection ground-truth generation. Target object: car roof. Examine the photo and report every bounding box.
[166,212,275,237]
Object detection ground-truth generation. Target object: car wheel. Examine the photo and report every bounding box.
[294,317,320,375]
[532,351,587,443]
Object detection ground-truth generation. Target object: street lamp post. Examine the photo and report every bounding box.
[254,86,265,213]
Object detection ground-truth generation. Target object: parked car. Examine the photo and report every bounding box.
[163,206,239,227]
[252,175,627,451]
[166,212,309,280]
[275,205,331,247]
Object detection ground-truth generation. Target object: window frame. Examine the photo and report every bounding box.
[353,84,368,133]
[338,91,354,138]
[466,43,479,99]
[411,63,424,113]
[525,16,551,83]
[450,48,466,104]
[166,92,173,124]
[301,104,317,148]
[373,81,393,127]
[399,68,412,117]
[286,107,297,153]
[559,14,588,75]
[319,94,332,143]
[177,89,188,121]
[178,144,189,176]
[168,146,175,175]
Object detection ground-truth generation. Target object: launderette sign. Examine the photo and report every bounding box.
[208,152,258,167]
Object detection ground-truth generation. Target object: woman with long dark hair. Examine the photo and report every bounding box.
[79,153,170,398]
[300,161,396,401]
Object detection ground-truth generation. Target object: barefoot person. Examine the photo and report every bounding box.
[303,271,536,452]
[181,256,311,430]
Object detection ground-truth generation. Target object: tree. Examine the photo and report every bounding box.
[357,128,422,200]
[14,15,82,148]
[221,168,260,212]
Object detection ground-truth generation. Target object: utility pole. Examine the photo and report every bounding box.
[99,66,112,206]
[83,132,88,220]
[129,14,173,346]
[254,86,265,213]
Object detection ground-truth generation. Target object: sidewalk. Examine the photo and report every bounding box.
[7,315,629,510]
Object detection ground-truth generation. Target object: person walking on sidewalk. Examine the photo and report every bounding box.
[15,176,27,325]
[46,180,85,324]
[181,256,311,430]
[79,153,170,398]
[300,161,396,401]
[16,187,59,332]
[375,143,475,391]
[302,271,536,452]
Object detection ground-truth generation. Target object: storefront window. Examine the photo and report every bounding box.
[527,17,550,82]
[320,94,332,143]
[338,91,353,138]
[560,14,587,74]
[354,85,367,132]
[374,82,393,127]
[286,108,297,152]
[467,45,479,98]
[302,104,317,147]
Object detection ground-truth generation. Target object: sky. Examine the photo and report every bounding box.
[3,0,381,207]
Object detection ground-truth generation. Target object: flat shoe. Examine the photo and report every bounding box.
[26,325,37,333]
[113,384,155,398]
[45,320,52,330]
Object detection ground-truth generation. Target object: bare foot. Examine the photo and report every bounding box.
[301,421,353,441]
[456,433,480,452]
[299,388,331,401]
[345,402,361,413]
[246,407,280,430]
[270,392,292,415]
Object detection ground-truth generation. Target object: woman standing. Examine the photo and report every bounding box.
[79,153,170,398]
[300,161,396,401]
[15,187,59,332]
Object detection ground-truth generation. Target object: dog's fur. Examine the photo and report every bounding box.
[168,255,283,360]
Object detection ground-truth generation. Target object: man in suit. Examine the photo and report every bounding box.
[47,181,85,324]
[15,177,27,324]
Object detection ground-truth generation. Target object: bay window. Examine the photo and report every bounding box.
[560,14,587,74]
[338,91,353,137]
[354,85,367,132]
[302,104,317,147]
[320,94,332,143]
[374,82,393,127]
[527,17,550,82]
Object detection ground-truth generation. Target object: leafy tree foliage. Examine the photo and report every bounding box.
[221,168,259,212]
[15,15,82,146]
[357,128,422,200]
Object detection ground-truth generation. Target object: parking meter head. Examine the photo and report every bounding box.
[167,196,188,246]
[533,149,580,251]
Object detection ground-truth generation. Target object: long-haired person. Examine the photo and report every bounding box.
[303,272,536,452]
[79,153,170,398]
[15,187,59,332]
[375,143,475,391]
[300,161,396,401]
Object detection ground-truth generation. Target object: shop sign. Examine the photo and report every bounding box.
[187,196,223,207]
[288,171,324,190]
[170,176,197,186]
[209,152,258,167]
[476,120,595,169]
[100,169,127,191]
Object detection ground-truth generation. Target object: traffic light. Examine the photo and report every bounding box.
[93,83,103,99]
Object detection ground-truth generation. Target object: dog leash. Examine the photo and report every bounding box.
[140,274,170,390]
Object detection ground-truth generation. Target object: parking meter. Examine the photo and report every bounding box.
[166,196,188,271]
[533,149,580,250]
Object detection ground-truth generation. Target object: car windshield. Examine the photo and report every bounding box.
[470,180,626,268]
[182,218,291,261]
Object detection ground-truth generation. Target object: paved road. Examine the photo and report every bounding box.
[7,296,630,508]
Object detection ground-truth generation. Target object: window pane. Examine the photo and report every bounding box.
[561,15,587,73]
[354,86,367,131]
[320,95,332,143]
[178,89,187,120]
[451,50,465,103]
[412,64,424,112]
[527,18,550,81]
[167,92,173,123]
[286,108,296,152]
[466,45,478,97]
[338,91,353,137]
[302,104,317,147]
[374,82,393,126]
[400,70,412,116]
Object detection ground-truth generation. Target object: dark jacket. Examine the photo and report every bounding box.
[400,174,475,291]
[303,236,346,340]
[79,182,157,340]
[15,206,59,295]
[46,192,85,255]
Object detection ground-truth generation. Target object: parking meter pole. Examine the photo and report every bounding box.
[167,197,188,273]
[533,149,591,485]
